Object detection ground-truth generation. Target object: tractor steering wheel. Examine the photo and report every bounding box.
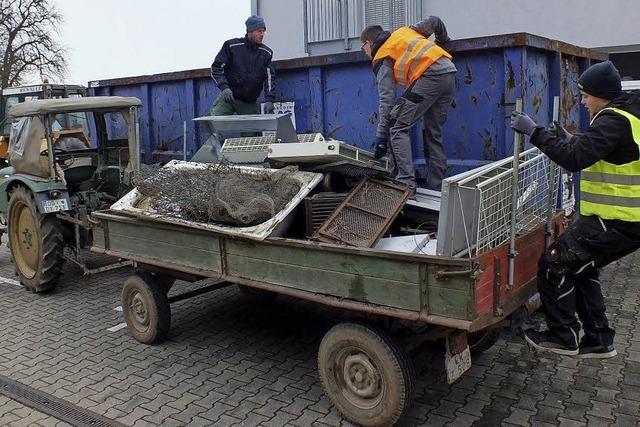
[41,147,77,167]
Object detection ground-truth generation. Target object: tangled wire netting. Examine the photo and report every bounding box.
[136,163,301,227]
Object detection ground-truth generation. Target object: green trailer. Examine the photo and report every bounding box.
[90,204,561,426]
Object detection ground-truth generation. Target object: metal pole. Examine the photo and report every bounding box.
[508,98,524,289]
[342,0,350,51]
[43,114,56,181]
[183,121,187,161]
[545,96,560,247]
[134,110,141,173]
[303,0,309,54]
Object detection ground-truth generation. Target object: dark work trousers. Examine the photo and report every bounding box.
[538,214,640,348]
[388,71,455,190]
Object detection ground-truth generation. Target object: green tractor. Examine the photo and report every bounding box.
[0,96,142,292]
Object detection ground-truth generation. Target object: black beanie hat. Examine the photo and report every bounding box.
[578,61,622,100]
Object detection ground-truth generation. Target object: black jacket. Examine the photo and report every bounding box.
[211,37,275,103]
[530,91,640,173]
[531,91,640,232]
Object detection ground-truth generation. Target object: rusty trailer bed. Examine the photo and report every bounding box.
[91,209,562,332]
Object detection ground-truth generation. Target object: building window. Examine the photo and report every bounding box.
[365,0,423,31]
[304,0,422,52]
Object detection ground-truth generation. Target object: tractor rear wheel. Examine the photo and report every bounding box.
[8,186,64,293]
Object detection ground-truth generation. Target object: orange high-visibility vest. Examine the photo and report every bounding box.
[373,27,452,87]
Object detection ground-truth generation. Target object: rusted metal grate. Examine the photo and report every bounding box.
[0,374,125,427]
[304,192,348,238]
[312,179,410,247]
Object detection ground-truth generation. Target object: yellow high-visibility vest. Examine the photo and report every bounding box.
[373,27,452,87]
[580,107,640,221]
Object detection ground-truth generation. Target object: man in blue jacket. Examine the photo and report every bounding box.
[210,16,275,116]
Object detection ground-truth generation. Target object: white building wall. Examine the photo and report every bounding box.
[254,0,640,60]
[422,0,639,51]
[252,0,307,59]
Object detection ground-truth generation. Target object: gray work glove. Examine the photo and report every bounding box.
[548,121,573,142]
[263,101,275,114]
[510,111,538,136]
[221,88,235,103]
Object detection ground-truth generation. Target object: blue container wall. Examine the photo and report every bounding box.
[89,34,603,176]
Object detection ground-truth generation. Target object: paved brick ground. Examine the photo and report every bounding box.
[0,243,638,426]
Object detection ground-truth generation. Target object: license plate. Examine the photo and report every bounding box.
[445,331,472,384]
[42,198,69,213]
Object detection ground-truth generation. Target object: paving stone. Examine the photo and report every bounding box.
[587,400,616,420]
[533,404,564,424]
[0,247,639,426]
[502,407,536,426]
[611,413,640,427]
[615,398,640,416]
[557,417,586,427]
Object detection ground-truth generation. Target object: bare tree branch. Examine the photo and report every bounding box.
[0,0,67,88]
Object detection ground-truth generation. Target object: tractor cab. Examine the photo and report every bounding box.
[0,96,142,292]
[0,84,86,165]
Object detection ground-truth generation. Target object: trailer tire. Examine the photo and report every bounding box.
[318,323,414,427]
[468,328,502,355]
[8,185,64,293]
[122,274,171,344]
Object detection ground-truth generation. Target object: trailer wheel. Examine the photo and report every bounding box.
[468,328,502,355]
[318,323,414,427]
[122,274,171,344]
[8,185,64,293]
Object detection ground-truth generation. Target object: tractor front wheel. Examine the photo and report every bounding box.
[8,186,64,293]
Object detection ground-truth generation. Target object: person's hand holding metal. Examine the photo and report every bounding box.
[373,137,388,160]
[548,121,573,143]
[263,101,275,114]
[510,111,538,136]
[221,88,235,103]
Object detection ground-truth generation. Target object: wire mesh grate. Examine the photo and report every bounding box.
[313,179,410,247]
[453,148,560,257]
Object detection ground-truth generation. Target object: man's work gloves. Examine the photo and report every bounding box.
[548,121,573,143]
[373,137,388,160]
[221,88,235,103]
[263,101,275,114]
[510,111,539,136]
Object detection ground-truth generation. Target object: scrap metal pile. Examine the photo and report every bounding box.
[116,115,557,256]
[135,163,301,227]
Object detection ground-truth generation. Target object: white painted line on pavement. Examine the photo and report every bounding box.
[107,322,128,332]
[114,306,123,312]
[0,276,21,287]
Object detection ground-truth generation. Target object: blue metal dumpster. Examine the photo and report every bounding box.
[88,32,606,178]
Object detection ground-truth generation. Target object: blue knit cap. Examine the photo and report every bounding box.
[246,15,266,32]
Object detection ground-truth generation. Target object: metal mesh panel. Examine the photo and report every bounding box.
[458,148,560,257]
[313,179,410,247]
[323,207,384,247]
